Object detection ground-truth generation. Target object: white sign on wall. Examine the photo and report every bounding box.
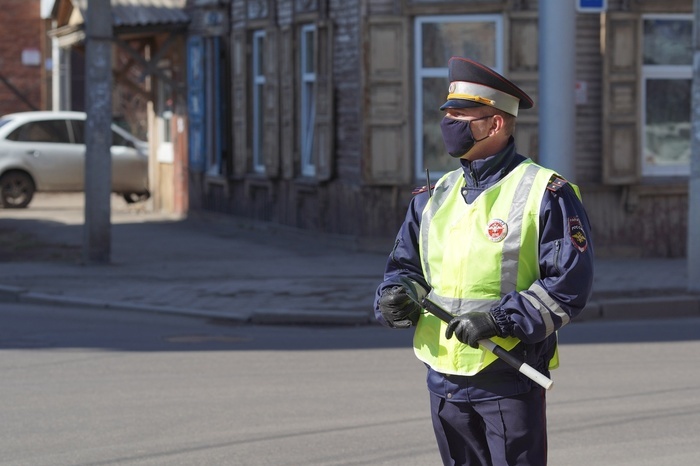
[21,49,41,66]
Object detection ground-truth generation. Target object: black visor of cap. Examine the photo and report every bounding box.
[439,99,485,111]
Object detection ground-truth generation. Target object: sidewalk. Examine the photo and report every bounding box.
[1,194,699,324]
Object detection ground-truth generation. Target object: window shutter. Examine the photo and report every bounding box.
[263,27,280,177]
[361,16,410,186]
[314,20,334,181]
[279,26,295,179]
[509,11,540,159]
[231,30,248,177]
[602,13,641,185]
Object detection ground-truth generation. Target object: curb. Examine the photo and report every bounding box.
[597,295,700,320]
[3,285,700,325]
[0,285,25,302]
[0,285,373,326]
[578,295,700,321]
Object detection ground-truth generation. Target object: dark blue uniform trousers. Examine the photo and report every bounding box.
[429,387,547,466]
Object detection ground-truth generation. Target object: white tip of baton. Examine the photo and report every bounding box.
[478,339,553,390]
[519,363,554,390]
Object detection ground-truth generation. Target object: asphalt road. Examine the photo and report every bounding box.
[1,303,699,465]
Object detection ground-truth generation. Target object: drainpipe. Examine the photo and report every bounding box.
[688,0,700,291]
[538,0,576,181]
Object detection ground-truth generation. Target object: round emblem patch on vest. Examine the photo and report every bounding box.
[486,219,508,242]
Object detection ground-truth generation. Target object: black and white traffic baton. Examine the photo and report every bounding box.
[397,277,554,391]
[420,297,554,390]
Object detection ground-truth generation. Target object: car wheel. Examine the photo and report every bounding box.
[0,171,35,208]
[122,191,150,204]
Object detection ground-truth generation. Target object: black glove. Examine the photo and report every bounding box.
[378,285,421,329]
[445,312,500,348]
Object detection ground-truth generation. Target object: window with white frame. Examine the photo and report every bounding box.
[300,24,316,177]
[642,15,693,177]
[252,30,266,173]
[414,15,503,180]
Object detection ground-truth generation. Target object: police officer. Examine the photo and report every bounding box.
[374,56,594,466]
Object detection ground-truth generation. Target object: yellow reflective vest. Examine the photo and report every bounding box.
[413,160,570,376]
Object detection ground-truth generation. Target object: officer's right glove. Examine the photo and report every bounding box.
[378,285,422,329]
[445,311,500,348]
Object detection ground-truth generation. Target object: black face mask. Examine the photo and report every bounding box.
[440,115,492,158]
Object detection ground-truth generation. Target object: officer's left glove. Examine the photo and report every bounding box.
[445,312,500,349]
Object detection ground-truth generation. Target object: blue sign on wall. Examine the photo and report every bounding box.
[187,36,206,173]
[577,0,606,12]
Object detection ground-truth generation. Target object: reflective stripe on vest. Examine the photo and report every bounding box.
[413,160,558,376]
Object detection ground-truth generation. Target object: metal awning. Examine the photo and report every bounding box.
[62,0,190,31]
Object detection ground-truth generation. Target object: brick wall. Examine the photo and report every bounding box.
[0,0,44,116]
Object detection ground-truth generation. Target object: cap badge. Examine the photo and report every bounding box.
[449,82,456,93]
[486,219,508,242]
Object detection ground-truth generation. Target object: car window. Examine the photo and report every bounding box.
[69,119,85,144]
[69,119,131,147]
[6,120,71,143]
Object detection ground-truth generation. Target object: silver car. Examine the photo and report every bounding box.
[0,111,150,208]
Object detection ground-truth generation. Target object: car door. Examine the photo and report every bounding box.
[6,118,84,190]
[73,119,147,192]
[110,126,146,192]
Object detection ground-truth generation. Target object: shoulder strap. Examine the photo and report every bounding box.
[546,174,568,192]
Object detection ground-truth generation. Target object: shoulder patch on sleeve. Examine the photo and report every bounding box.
[546,175,568,192]
[412,185,435,195]
[569,216,588,253]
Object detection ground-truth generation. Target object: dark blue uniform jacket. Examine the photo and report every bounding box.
[374,139,594,402]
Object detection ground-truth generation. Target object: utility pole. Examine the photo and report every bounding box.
[689,0,700,292]
[83,0,113,264]
[538,0,576,181]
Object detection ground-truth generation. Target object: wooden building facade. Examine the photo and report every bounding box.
[185,0,696,258]
[41,0,696,258]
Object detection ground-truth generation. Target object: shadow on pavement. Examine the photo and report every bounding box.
[2,301,699,354]
[562,317,700,344]
[0,302,413,352]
